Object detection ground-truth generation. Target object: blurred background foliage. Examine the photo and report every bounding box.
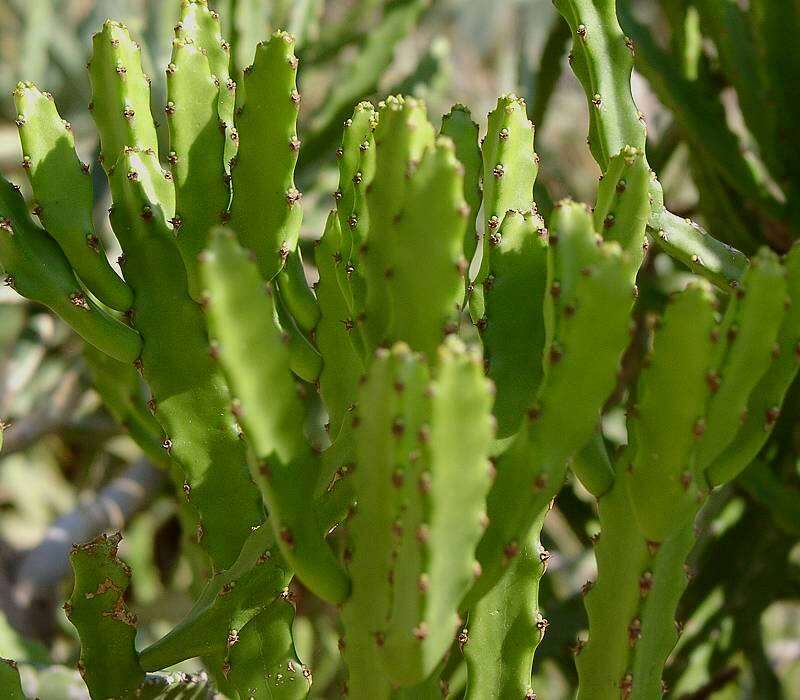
[0,0,798,698]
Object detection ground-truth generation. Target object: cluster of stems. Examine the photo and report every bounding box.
[0,1,796,699]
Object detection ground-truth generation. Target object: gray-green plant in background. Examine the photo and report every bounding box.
[0,0,798,698]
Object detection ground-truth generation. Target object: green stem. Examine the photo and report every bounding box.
[463,509,549,699]
[577,472,695,700]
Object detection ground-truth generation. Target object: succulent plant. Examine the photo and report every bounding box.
[0,1,796,698]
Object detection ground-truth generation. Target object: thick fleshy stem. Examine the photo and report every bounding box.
[381,136,468,359]
[200,227,349,604]
[165,36,229,300]
[314,212,365,437]
[463,509,549,699]
[708,243,800,485]
[65,532,145,698]
[554,0,749,287]
[478,209,547,438]
[381,339,494,686]
[175,0,238,169]
[440,104,482,263]
[341,339,494,694]
[228,30,303,282]
[361,95,435,352]
[310,106,376,432]
[577,246,797,698]
[465,200,638,606]
[88,22,163,179]
[469,94,537,322]
[575,474,694,700]
[14,82,133,311]
[108,148,264,572]
[0,177,141,364]
[138,524,291,672]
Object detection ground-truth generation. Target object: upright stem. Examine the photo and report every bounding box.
[463,508,549,699]
[577,473,695,700]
